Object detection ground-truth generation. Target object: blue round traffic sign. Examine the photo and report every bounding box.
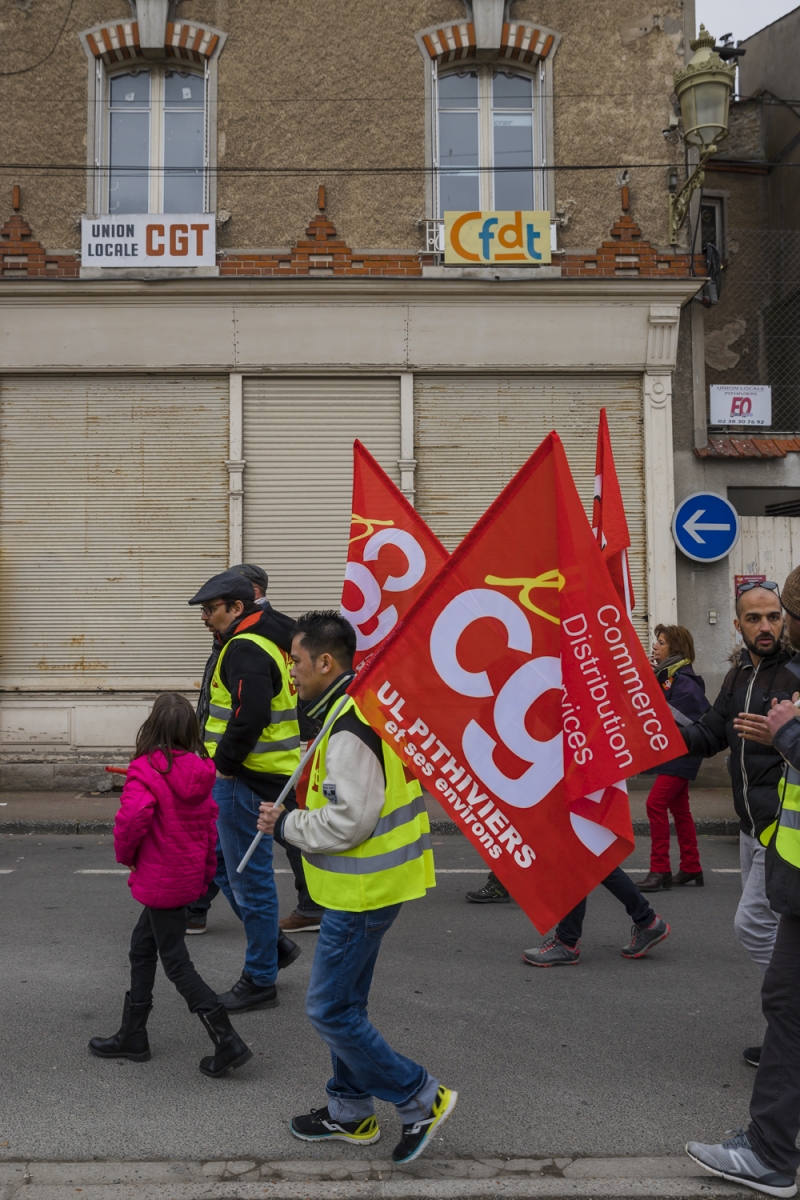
[672,492,740,563]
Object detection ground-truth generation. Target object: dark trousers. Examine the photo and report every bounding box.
[556,867,654,948]
[749,914,800,1175]
[129,905,219,1014]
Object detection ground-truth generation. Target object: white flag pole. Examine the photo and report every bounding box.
[236,693,351,874]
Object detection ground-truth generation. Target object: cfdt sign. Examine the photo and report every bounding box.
[710,385,772,427]
[444,211,552,265]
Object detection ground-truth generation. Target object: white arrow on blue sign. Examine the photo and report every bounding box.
[671,492,740,563]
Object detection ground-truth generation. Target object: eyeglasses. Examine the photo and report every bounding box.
[200,601,226,617]
[735,580,780,599]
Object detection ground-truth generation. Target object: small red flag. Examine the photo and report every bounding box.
[349,432,684,932]
[341,440,449,672]
[593,408,635,617]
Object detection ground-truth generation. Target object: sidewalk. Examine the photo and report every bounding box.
[0,786,740,836]
[0,1155,752,1200]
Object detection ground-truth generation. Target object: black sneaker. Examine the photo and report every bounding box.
[290,1106,380,1145]
[465,874,510,903]
[218,971,278,1012]
[744,1045,762,1067]
[620,916,670,958]
[392,1086,458,1165]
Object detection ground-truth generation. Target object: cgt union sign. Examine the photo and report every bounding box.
[81,215,216,267]
[444,210,551,265]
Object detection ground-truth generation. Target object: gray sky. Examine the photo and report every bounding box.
[696,0,798,43]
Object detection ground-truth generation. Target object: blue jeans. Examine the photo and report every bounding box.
[213,777,278,986]
[556,867,654,948]
[306,904,439,1123]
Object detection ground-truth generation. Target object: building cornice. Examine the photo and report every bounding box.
[0,277,702,307]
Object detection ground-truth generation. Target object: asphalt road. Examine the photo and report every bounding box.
[0,832,761,1163]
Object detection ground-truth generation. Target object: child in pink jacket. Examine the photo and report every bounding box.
[89,694,252,1078]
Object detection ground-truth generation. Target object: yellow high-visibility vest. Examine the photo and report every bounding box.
[761,764,800,866]
[301,697,435,912]
[204,632,300,777]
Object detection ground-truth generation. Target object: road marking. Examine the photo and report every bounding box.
[0,869,14,874]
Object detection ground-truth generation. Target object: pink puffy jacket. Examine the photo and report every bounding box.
[114,750,218,909]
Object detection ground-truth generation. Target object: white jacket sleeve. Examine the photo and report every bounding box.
[281,729,385,855]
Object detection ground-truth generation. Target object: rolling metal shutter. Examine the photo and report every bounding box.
[414,374,648,643]
[0,376,229,690]
[243,376,401,617]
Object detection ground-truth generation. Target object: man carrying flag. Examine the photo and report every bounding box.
[256,610,457,1165]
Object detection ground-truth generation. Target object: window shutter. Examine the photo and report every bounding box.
[0,376,229,689]
[413,374,648,643]
[242,376,401,618]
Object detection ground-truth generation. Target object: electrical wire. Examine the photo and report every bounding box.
[0,162,797,175]
[0,0,76,77]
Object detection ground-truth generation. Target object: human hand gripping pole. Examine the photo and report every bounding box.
[236,693,351,874]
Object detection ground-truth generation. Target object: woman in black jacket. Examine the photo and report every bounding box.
[638,624,710,892]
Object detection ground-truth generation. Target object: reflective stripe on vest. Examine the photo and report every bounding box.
[204,632,301,777]
[207,701,297,725]
[301,697,435,912]
[761,766,800,869]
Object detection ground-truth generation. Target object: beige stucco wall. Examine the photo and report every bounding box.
[1,0,689,253]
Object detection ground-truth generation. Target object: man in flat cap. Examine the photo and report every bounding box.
[188,569,301,1010]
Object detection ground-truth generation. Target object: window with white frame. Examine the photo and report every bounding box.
[436,66,546,216]
[105,66,206,214]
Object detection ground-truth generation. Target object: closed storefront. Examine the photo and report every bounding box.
[414,374,648,641]
[242,376,402,617]
[0,376,229,692]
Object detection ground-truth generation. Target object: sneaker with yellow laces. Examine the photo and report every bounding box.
[391,1086,458,1165]
[289,1106,380,1145]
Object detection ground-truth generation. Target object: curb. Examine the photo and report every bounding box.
[0,819,742,838]
[0,1157,755,1200]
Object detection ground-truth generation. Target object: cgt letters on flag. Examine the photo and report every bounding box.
[350,432,685,932]
[341,440,448,672]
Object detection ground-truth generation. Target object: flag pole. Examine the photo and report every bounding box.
[236,693,351,874]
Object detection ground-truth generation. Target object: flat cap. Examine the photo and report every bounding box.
[783,566,800,620]
[188,570,256,606]
[231,562,269,591]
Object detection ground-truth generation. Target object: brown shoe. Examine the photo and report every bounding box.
[673,869,704,887]
[637,871,672,892]
[279,910,322,933]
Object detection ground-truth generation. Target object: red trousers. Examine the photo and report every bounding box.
[646,774,702,874]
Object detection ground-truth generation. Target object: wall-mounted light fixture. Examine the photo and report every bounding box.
[668,27,735,244]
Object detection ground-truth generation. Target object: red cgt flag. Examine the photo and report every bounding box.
[350,432,684,932]
[593,408,635,616]
[342,440,449,671]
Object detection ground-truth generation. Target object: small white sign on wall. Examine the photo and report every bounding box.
[710,385,772,427]
[82,215,215,267]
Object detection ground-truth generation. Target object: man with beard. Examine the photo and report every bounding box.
[680,582,798,1068]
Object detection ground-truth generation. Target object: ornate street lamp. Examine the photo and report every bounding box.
[669,27,736,244]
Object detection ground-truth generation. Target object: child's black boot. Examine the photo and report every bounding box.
[198,1004,253,1077]
[89,992,152,1062]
